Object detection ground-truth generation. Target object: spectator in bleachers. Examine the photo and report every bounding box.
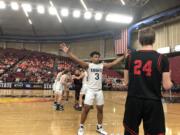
[0,48,122,88]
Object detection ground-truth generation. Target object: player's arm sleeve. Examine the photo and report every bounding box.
[160,55,169,72]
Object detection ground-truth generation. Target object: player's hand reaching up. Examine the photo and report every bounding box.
[59,43,70,53]
[124,49,130,59]
[59,42,89,68]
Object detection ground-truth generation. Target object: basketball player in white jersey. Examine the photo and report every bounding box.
[78,69,88,111]
[53,69,64,107]
[55,70,69,111]
[63,71,73,101]
[60,43,125,135]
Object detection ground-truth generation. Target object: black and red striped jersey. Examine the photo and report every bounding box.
[125,50,169,100]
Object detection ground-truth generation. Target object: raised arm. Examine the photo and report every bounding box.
[103,50,128,69]
[123,53,130,86]
[103,56,125,69]
[59,43,89,68]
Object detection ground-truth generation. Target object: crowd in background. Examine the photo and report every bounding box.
[1,48,179,92]
[0,48,126,90]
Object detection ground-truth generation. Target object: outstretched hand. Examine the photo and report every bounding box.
[59,43,70,53]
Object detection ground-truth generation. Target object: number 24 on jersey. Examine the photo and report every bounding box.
[134,60,152,77]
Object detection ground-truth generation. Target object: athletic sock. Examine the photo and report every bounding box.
[80,124,84,128]
[97,124,102,129]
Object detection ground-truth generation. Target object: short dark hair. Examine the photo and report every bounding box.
[139,27,155,46]
[90,51,101,57]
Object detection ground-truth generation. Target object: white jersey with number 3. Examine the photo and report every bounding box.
[87,63,103,90]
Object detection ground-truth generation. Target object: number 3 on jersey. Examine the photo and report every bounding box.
[95,73,99,80]
[134,60,152,76]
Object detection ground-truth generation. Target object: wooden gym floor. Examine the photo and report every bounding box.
[0,91,180,135]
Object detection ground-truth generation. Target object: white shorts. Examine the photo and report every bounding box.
[84,90,104,106]
[54,83,64,94]
[80,84,88,95]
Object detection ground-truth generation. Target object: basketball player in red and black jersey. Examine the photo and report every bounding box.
[123,27,173,135]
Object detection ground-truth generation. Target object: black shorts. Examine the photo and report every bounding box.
[123,97,165,135]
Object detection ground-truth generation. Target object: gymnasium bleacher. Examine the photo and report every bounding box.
[0,48,123,92]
